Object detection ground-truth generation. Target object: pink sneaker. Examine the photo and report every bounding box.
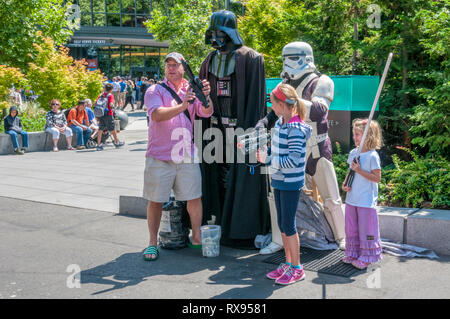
[266,263,290,280]
[275,266,305,285]
[342,256,357,264]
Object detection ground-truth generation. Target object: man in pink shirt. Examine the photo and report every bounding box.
[143,52,214,261]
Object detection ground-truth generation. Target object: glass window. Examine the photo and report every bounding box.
[97,46,111,77]
[123,46,131,76]
[109,46,122,76]
[93,13,106,26]
[130,46,145,67]
[92,0,105,13]
[77,0,91,13]
[107,13,121,26]
[144,47,159,68]
[136,15,149,27]
[121,0,135,13]
[81,13,92,26]
[122,14,136,27]
[106,0,120,13]
[136,0,151,14]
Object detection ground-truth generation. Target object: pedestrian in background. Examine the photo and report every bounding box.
[45,99,74,152]
[95,83,125,151]
[124,80,135,111]
[119,77,127,109]
[3,106,29,155]
[84,98,99,139]
[67,100,92,150]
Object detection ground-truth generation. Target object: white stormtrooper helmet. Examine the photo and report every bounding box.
[281,42,316,81]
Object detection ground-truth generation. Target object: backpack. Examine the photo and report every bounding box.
[94,93,110,118]
[64,108,73,121]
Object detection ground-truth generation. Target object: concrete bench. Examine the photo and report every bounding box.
[0,131,77,155]
[406,209,450,256]
[377,207,420,243]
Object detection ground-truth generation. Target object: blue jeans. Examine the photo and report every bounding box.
[5,130,29,149]
[69,125,92,146]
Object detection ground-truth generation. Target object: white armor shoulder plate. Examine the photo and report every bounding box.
[311,75,334,109]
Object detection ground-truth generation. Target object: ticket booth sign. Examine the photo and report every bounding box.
[87,59,98,69]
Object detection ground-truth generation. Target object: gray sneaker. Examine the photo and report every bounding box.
[96,144,104,151]
[14,148,24,155]
[114,141,125,148]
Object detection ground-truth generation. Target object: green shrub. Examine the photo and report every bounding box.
[380,147,449,209]
[0,65,28,112]
[20,102,46,132]
[27,35,104,111]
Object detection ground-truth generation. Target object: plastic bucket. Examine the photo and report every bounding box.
[201,225,221,257]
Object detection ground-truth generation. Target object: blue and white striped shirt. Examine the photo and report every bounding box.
[268,116,312,191]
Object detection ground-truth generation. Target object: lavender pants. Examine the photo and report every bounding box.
[345,204,383,263]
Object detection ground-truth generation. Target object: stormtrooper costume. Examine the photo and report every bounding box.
[258,42,346,252]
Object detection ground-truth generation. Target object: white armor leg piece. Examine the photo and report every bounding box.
[311,157,346,241]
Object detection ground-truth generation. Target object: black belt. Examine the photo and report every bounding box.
[211,115,237,127]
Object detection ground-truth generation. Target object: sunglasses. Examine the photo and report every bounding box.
[51,103,60,106]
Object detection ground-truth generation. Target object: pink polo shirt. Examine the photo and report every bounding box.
[145,78,212,162]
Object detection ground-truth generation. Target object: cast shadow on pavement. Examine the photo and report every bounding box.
[208,264,284,299]
[79,248,284,297]
[80,248,211,296]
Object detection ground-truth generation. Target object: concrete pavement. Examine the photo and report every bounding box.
[1,196,450,299]
[0,126,148,213]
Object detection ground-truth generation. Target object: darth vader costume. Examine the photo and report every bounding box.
[199,10,270,248]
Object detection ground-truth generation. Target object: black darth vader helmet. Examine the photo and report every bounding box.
[205,10,244,48]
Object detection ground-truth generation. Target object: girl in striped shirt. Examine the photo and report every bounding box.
[257,83,311,285]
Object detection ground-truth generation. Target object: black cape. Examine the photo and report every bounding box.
[199,46,271,248]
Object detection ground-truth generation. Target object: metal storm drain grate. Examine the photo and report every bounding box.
[262,246,365,278]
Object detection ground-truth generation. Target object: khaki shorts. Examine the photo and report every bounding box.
[143,156,202,203]
[119,92,126,104]
[112,91,120,106]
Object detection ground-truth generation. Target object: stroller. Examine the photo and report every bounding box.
[85,128,114,149]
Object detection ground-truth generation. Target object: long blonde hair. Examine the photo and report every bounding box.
[352,118,383,150]
[270,83,306,121]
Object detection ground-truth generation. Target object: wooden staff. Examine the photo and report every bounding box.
[344,52,393,187]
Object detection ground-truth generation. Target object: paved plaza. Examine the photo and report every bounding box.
[0,113,449,299]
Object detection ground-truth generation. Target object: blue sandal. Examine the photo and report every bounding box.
[143,245,159,261]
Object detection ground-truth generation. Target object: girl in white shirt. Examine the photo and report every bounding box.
[342,118,383,269]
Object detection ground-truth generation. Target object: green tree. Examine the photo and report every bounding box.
[354,0,449,159]
[238,0,354,77]
[0,0,73,70]
[27,34,104,111]
[238,0,305,77]
[409,3,450,158]
[145,0,213,74]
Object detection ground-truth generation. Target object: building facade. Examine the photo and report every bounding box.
[66,0,171,79]
[65,0,243,79]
